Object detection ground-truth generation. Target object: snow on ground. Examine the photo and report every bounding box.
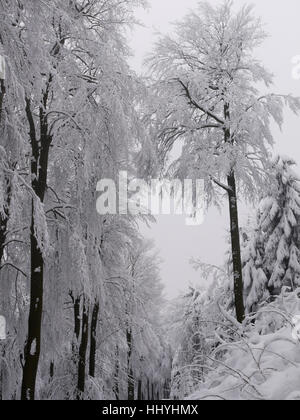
[188,290,300,401]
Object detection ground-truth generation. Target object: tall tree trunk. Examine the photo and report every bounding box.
[21,213,44,400]
[224,103,245,323]
[89,301,99,377]
[77,300,89,400]
[21,98,51,400]
[127,328,134,400]
[227,171,245,323]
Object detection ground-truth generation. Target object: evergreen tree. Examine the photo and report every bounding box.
[243,156,300,312]
[242,227,269,313]
[261,157,300,294]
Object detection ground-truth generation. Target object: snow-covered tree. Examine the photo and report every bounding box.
[147,0,300,323]
[261,157,300,294]
[121,239,171,400]
[241,228,268,314]
[244,157,300,312]
[167,262,231,399]
[0,0,170,401]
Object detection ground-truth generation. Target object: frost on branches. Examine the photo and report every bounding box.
[0,0,300,402]
[167,157,300,400]
[0,0,170,401]
[147,0,300,323]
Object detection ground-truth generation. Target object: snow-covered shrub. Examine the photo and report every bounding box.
[168,263,233,399]
[188,289,300,400]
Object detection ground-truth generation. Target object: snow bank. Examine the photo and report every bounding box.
[188,290,300,400]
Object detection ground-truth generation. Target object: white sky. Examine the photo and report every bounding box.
[128,0,300,298]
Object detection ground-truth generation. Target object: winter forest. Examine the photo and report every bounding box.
[0,0,300,401]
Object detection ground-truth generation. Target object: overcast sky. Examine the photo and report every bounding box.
[128,0,300,298]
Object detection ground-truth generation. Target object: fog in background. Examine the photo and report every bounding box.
[128,0,300,298]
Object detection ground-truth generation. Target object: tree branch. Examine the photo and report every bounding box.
[176,79,225,125]
[0,262,28,278]
[211,176,232,193]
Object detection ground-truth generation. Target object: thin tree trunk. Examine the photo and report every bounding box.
[138,379,142,400]
[77,300,89,400]
[70,292,81,356]
[127,328,134,400]
[147,378,151,400]
[89,301,99,377]
[0,77,9,265]
[74,297,81,340]
[0,79,5,121]
[113,346,120,400]
[224,103,245,323]
[0,176,11,264]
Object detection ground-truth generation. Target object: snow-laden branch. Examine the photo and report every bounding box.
[176,79,225,125]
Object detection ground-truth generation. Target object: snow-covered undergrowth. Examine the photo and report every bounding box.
[188,290,300,400]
